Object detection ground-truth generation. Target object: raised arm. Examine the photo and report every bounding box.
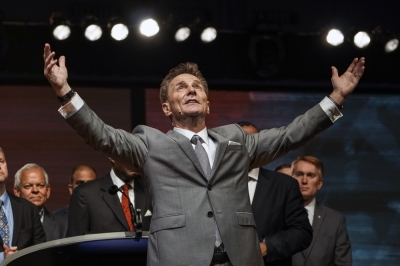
[43,43,72,98]
[330,57,365,105]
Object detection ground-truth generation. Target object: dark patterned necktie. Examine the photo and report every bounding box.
[190,135,212,180]
[0,200,10,246]
[190,135,222,246]
[121,184,134,231]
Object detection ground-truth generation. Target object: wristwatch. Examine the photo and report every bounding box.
[57,90,75,104]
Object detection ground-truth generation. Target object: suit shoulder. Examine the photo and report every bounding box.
[319,204,345,219]
[259,168,297,186]
[132,125,165,136]
[210,124,243,139]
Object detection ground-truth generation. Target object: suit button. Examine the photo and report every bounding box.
[207,184,212,191]
[207,211,214,218]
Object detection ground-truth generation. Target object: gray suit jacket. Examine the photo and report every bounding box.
[65,102,332,266]
[292,203,352,266]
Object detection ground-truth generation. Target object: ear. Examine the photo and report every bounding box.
[162,102,172,117]
[317,180,323,190]
[206,101,210,115]
[68,184,73,195]
[46,185,51,199]
[13,187,20,197]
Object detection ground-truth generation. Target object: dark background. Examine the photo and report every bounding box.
[1,1,400,265]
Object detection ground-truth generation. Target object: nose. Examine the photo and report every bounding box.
[187,85,196,94]
[300,175,307,184]
[32,185,39,193]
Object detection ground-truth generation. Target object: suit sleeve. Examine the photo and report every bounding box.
[334,215,352,265]
[65,103,148,171]
[67,186,89,237]
[243,104,333,169]
[264,180,313,261]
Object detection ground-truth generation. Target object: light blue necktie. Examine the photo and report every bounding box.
[190,135,222,247]
[0,200,10,246]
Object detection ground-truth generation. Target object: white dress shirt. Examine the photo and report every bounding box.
[304,197,316,225]
[248,167,260,204]
[110,168,135,208]
[173,127,218,168]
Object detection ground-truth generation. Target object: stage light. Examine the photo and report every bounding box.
[354,31,370,48]
[384,38,399,53]
[110,23,129,41]
[83,16,102,41]
[175,27,191,42]
[139,19,159,37]
[326,29,344,46]
[201,27,217,43]
[49,12,71,41]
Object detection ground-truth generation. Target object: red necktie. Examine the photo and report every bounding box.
[121,184,134,231]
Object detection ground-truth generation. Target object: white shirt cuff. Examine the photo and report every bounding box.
[58,93,84,119]
[319,96,343,122]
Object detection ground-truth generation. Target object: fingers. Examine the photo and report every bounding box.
[331,66,338,78]
[345,58,359,73]
[59,56,66,68]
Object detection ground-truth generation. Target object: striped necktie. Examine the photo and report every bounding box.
[0,200,10,246]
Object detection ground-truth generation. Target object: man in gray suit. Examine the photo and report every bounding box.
[43,43,364,266]
[291,156,352,266]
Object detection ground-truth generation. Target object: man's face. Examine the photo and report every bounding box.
[292,160,322,202]
[162,74,209,120]
[68,168,97,195]
[14,168,50,208]
[0,152,8,183]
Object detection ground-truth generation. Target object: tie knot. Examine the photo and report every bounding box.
[39,208,44,217]
[190,135,202,145]
[122,184,131,193]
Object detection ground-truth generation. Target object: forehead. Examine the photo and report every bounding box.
[295,160,318,172]
[73,169,95,180]
[20,168,46,182]
[169,74,201,88]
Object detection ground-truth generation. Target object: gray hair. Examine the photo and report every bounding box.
[14,163,49,187]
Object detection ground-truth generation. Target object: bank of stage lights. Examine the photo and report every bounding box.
[325,28,399,53]
[52,15,218,43]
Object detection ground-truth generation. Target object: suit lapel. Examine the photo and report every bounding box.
[9,192,22,246]
[134,178,147,217]
[251,169,270,217]
[303,203,326,262]
[100,174,129,230]
[207,129,228,181]
[43,208,56,239]
[167,130,208,181]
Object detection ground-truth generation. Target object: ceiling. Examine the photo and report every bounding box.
[1,0,399,90]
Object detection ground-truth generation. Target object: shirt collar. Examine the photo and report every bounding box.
[304,197,316,210]
[248,168,260,181]
[173,127,209,145]
[110,168,135,189]
[0,191,10,206]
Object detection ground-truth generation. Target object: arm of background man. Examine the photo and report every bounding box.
[67,185,90,237]
[264,180,312,261]
[334,215,352,265]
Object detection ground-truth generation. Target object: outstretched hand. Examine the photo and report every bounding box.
[330,57,365,105]
[43,43,71,97]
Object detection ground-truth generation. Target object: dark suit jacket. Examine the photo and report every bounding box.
[8,192,46,249]
[253,168,312,266]
[292,203,352,266]
[53,206,69,219]
[67,173,152,237]
[43,208,67,241]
